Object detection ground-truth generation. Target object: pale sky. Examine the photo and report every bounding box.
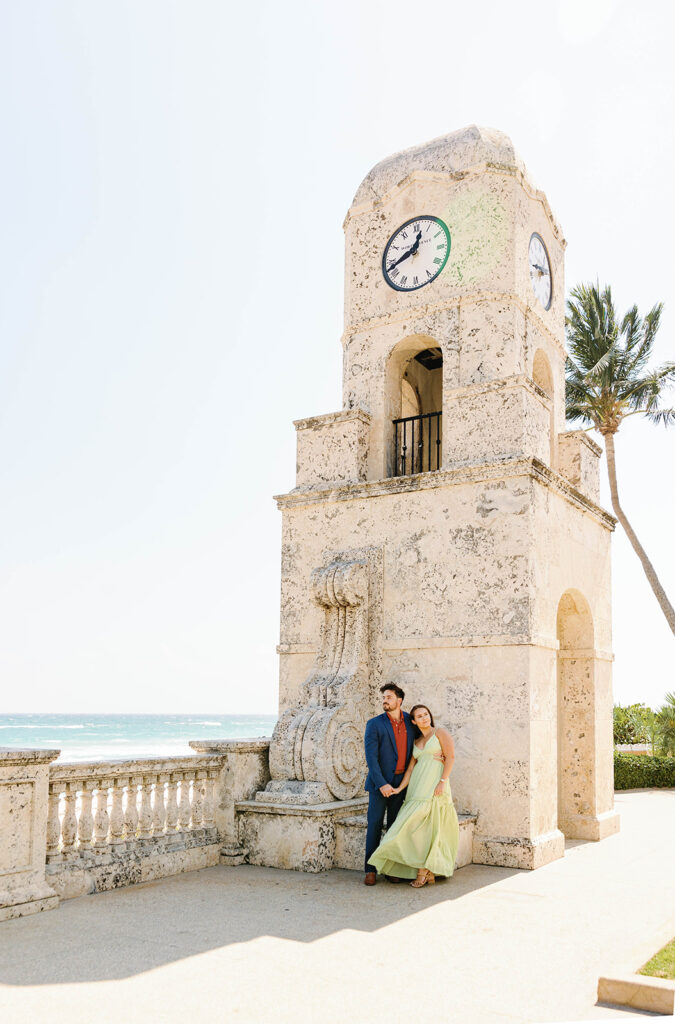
[1,0,673,714]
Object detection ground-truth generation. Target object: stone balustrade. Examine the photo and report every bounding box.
[47,756,220,857]
[45,755,230,900]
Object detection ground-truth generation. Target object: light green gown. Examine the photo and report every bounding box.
[369,732,460,879]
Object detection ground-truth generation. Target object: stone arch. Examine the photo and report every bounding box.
[532,348,553,396]
[556,589,596,838]
[385,334,443,476]
[532,347,555,468]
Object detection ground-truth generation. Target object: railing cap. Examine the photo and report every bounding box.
[189,738,271,754]
[50,753,227,782]
[0,747,61,764]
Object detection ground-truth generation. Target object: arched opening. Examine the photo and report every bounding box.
[556,589,596,838]
[532,348,555,467]
[386,336,443,477]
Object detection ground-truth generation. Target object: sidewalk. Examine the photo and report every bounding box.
[0,790,673,1023]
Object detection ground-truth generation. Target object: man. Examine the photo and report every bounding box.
[363,683,415,886]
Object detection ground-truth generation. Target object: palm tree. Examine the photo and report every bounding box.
[565,282,675,635]
[655,692,675,756]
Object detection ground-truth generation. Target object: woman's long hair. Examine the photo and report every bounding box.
[409,703,435,738]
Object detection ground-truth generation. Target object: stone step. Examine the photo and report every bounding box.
[334,811,476,872]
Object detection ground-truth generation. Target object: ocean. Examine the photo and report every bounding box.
[0,713,277,763]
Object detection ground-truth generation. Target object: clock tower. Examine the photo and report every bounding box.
[239,125,619,872]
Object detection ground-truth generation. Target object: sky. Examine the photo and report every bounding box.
[1,0,673,714]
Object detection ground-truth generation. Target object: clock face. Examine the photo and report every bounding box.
[382,216,450,292]
[528,233,552,310]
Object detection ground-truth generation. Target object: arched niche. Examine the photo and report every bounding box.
[556,589,596,837]
[385,335,443,477]
[532,348,553,396]
[532,347,555,468]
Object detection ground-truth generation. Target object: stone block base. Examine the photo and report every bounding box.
[333,812,476,872]
[472,828,565,869]
[236,797,368,872]
[560,809,620,841]
[220,844,248,866]
[598,974,675,1016]
[0,891,59,922]
[46,830,221,900]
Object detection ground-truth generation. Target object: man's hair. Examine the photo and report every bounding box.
[380,683,405,701]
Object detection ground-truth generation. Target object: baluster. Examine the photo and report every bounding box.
[46,788,63,856]
[61,783,78,853]
[138,777,154,838]
[202,772,216,829]
[77,782,94,848]
[191,772,205,829]
[177,775,192,831]
[166,776,179,833]
[402,420,408,475]
[435,413,441,469]
[109,780,126,844]
[411,418,415,474]
[152,776,166,835]
[93,783,110,846]
[124,779,139,840]
[428,413,432,472]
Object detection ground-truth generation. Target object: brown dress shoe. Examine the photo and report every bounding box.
[364,871,377,886]
[385,875,402,883]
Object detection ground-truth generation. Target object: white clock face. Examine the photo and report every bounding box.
[528,233,552,310]
[382,216,450,291]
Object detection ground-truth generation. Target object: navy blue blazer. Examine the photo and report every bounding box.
[364,711,415,792]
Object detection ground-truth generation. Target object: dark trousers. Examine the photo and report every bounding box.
[365,772,405,872]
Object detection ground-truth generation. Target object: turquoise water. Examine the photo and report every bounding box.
[0,713,277,762]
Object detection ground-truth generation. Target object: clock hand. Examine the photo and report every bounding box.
[532,263,548,276]
[387,232,423,273]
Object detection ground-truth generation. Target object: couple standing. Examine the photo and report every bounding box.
[363,683,460,888]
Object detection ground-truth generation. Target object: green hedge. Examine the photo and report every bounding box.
[614,752,675,790]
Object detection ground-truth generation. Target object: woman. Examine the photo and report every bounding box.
[368,704,460,888]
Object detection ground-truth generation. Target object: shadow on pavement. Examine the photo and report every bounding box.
[0,862,520,986]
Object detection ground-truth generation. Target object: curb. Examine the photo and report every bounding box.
[598,974,675,1015]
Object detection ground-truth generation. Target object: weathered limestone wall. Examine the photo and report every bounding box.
[0,749,60,921]
[558,430,602,503]
[295,409,370,488]
[276,459,615,867]
[342,302,563,481]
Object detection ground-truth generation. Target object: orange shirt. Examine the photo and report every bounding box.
[387,712,408,774]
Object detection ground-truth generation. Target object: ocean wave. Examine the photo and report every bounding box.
[194,721,222,726]
[0,724,86,730]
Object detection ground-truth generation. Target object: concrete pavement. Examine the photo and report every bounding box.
[0,790,673,1023]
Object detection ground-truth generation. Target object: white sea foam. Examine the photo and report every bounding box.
[0,724,85,729]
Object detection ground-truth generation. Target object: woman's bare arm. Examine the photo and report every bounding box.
[391,755,416,794]
[434,728,455,796]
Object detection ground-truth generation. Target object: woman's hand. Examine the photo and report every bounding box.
[390,785,401,795]
[433,781,446,797]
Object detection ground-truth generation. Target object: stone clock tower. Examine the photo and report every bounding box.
[237,126,619,872]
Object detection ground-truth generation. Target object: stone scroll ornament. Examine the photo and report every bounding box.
[265,557,371,803]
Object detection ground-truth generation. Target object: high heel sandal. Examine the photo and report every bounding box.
[410,869,435,888]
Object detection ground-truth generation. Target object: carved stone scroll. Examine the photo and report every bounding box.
[263,550,380,804]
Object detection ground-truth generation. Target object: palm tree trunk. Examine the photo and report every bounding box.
[604,431,675,635]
